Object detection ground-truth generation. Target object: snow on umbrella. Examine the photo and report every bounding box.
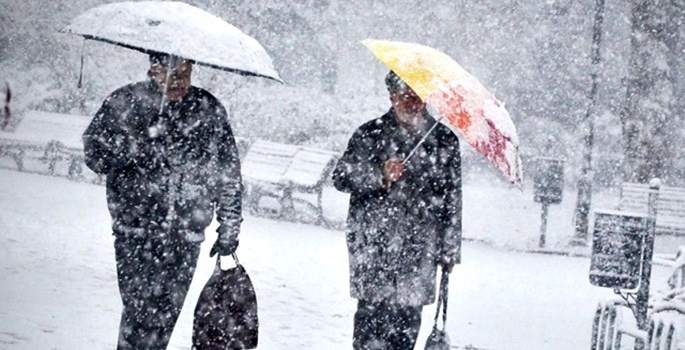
[62,1,282,83]
[363,39,522,185]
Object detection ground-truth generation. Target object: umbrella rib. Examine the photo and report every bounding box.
[79,35,284,83]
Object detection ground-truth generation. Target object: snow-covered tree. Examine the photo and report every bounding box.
[621,0,683,183]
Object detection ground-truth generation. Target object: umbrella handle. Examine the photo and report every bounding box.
[157,60,173,116]
[402,115,444,165]
[77,39,87,89]
[432,267,450,330]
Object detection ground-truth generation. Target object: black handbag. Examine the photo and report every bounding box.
[193,254,258,350]
[425,268,451,350]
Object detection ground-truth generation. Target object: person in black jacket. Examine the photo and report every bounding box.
[83,53,242,350]
[333,71,462,350]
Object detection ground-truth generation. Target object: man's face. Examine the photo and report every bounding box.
[148,60,193,102]
[390,87,427,131]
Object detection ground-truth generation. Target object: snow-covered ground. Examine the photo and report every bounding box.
[0,169,675,349]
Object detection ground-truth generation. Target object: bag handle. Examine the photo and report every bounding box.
[432,267,450,331]
[215,253,240,269]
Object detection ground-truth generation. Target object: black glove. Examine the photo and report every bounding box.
[210,238,238,257]
[210,225,239,257]
[438,254,457,273]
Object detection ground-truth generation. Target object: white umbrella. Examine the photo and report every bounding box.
[62,1,282,83]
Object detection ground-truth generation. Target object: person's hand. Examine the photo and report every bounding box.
[439,261,454,273]
[210,225,239,257]
[210,236,239,257]
[439,255,456,273]
[382,159,405,188]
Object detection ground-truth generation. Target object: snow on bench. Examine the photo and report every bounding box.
[0,110,102,183]
[644,248,685,349]
[666,247,685,290]
[241,139,338,227]
[592,246,685,349]
[242,140,299,185]
[619,182,685,237]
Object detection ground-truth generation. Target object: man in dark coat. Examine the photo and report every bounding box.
[83,53,242,350]
[333,71,462,350]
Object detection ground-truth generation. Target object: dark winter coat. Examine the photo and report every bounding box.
[333,109,462,306]
[83,80,242,242]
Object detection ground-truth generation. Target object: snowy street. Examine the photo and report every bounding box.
[0,169,672,349]
[3,1,685,348]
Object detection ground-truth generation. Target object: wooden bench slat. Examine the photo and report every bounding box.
[659,206,685,214]
[656,228,685,237]
[625,187,685,194]
[658,226,685,234]
[620,200,648,206]
[658,215,685,222]
[621,206,685,216]
[243,157,290,169]
[623,184,685,194]
[625,191,685,199]
[244,156,291,167]
[246,147,295,155]
[621,196,652,202]
[242,170,287,184]
[622,188,685,194]
[657,200,685,207]
[658,215,685,223]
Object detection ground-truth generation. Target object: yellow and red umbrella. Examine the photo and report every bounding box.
[363,39,522,185]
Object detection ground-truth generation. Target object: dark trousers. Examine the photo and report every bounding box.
[114,233,200,350]
[353,300,422,350]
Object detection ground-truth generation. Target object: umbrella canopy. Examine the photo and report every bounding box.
[363,39,522,185]
[62,1,282,83]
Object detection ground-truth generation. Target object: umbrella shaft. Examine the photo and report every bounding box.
[402,116,444,165]
[158,60,174,115]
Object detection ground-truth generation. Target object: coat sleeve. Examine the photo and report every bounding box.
[440,139,462,265]
[212,104,243,240]
[82,91,132,175]
[332,127,384,194]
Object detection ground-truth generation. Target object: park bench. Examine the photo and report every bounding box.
[592,246,685,350]
[0,110,102,184]
[241,139,339,227]
[642,247,685,350]
[618,182,685,237]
